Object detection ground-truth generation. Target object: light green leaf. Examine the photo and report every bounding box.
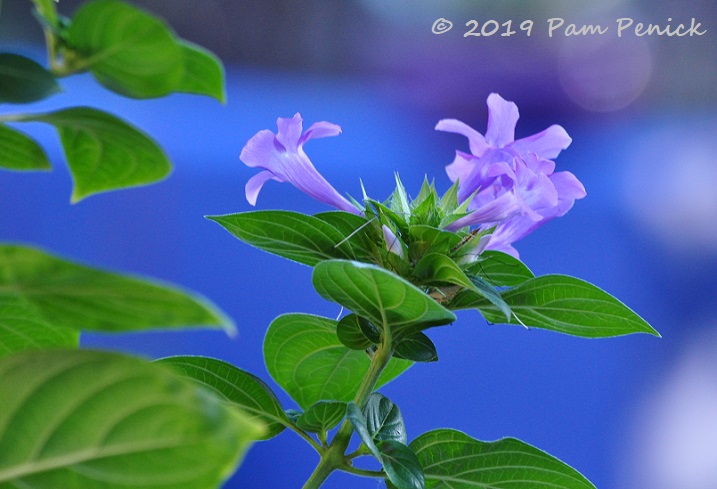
[312,260,456,340]
[379,440,425,489]
[0,124,51,171]
[155,356,287,440]
[0,294,78,359]
[208,211,355,267]
[393,332,437,363]
[455,274,659,338]
[263,313,411,410]
[0,349,263,489]
[175,41,225,103]
[29,107,171,201]
[0,245,234,344]
[467,250,534,286]
[68,0,183,98]
[0,53,60,104]
[410,429,596,489]
[295,401,346,434]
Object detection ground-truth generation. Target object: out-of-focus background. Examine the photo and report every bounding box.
[1,1,716,488]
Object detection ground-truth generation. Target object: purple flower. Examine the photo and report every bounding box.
[240,113,360,215]
[436,93,586,256]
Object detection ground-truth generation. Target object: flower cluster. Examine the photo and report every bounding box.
[240,94,585,258]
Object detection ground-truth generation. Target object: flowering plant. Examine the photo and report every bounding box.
[0,2,658,489]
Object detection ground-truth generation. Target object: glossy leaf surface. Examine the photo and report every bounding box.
[312,260,456,340]
[156,355,287,440]
[263,314,411,410]
[453,274,659,338]
[208,211,355,266]
[410,429,596,489]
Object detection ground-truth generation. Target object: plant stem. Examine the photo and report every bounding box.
[301,332,395,489]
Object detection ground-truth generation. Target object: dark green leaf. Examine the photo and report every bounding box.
[363,392,406,444]
[455,274,660,338]
[0,349,263,488]
[295,401,346,433]
[0,53,60,103]
[346,402,381,460]
[410,429,595,489]
[0,294,78,359]
[348,394,421,489]
[337,314,373,350]
[467,250,535,286]
[68,0,183,98]
[263,314,411,410]
[175,40,225,103]
[0,124,50,171]
[312,260,456,340]
[29,107,170,201]
[314,211,380,263]
[208,211,355,266]
[379,440,425,489]
[394,332,437,363]
[155,355,287,440]
[0,245,233,346]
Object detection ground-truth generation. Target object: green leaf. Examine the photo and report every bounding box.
[312,260,456,341]
[314,211,380,264]
[263,314,411,410]
[336,314,373,350]
[455,274,660,338]
[410,429,596,489]
[363,392,406,444]
[28,107,171,201]
[208,211,355,267]
[0,53,60,103]
[295,401,346,434]
[467,250,534,286]
[408,225,462,255]
[0,245,234,342]
[155,355,287,440]
[379,440,425,489]
[0,349,263,489]
[175,41,225,103]
[68,0,183,98]
[0,124,51,171]
[413,253,474,290]
[0,294,78,359]
[347,395,423,489]
[411,253,509,320]
[394,332,437,363]
[346,402,381,460]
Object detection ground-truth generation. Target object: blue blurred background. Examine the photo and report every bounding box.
[2,1,716,488]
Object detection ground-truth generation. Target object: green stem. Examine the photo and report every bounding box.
[301,332,395,489]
